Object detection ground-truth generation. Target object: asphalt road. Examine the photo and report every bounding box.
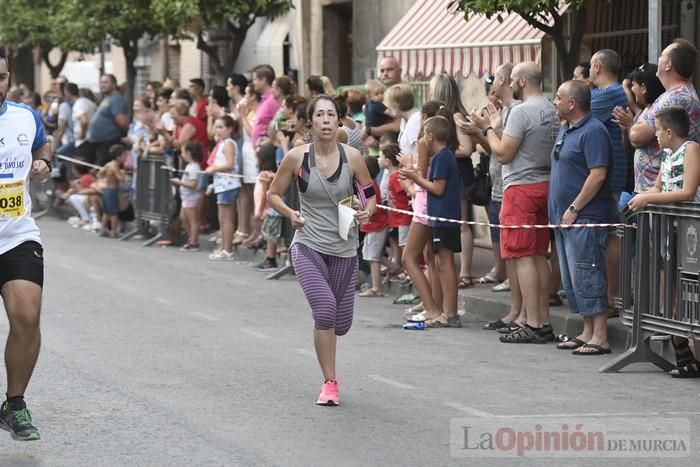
[0,218,699,466]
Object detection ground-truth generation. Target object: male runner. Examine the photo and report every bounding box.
[0,47,51,441]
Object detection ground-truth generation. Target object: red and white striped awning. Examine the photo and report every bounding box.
[376,0,548,79]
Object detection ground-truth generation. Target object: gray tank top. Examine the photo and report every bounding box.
[292,143,358,257]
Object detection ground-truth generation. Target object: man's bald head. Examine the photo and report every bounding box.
[510,62,543,100]
[379,56,402,86]
[512,62,544,86]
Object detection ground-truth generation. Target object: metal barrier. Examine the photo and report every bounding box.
[601,203,700,373]
[121,155,173,247]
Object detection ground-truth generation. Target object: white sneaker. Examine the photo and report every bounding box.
[209,250,235,261]
[67,216,81,225]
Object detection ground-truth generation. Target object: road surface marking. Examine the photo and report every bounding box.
[367,375,415,390]
[240,328,270,339]
[442,402,493,418]
[155,297,174,306]
[501,411,700,418]
[191,311,219,322]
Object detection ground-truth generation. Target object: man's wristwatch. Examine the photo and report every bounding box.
[483,126,493,137]
[568,204,579,214]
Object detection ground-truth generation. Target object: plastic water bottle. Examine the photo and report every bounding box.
[403,322,426,331]
[89,206,100,230]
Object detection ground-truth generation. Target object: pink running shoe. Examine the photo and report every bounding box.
[316,380,339,406]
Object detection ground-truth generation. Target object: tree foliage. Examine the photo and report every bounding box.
[153,0,294,82]
[0,0,99,78]
[450,0,590,81]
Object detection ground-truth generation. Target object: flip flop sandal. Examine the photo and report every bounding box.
[458,276,475,288]
[492,282,510,292]
[556,338,586,350]
[477,274,499,284]
[427,314,461,328]
[670,361,700,378]
[572,344,612,355]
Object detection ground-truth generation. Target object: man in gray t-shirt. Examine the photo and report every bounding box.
[87,74,129,165]
[470,62,559,343]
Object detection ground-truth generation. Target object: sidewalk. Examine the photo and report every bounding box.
[388,246,634,351]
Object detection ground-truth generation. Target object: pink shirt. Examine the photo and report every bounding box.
[251,90,280,147]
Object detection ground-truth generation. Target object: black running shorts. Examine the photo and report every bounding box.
[0,241,44,290]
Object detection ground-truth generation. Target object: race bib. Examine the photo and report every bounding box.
[0,180,25,218]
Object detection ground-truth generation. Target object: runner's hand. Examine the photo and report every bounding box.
[291,210,306,230]
[30,159,50,183]
[354,209,371,225]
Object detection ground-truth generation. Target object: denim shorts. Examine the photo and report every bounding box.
[216,188,240,205]
[101,188,119,215]
[553,222,608,317]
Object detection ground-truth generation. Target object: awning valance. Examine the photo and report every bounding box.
[376,0,547,78]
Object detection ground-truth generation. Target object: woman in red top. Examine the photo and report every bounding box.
[163,99,210,170]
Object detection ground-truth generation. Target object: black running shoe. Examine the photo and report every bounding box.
[255,258,278,272]
[0,401,40,441]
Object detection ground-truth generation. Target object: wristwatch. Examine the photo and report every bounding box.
[482,126,493,137]
[568,204,579,214]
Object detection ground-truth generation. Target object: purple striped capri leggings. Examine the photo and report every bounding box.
[290,243,358,336]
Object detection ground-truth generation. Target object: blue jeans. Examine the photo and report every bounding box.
[554,222,608,317]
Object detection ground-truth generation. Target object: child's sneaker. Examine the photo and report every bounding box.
[180,242,200,252]
[255,258,278,272]
[209,250,234,261]
[316,380,339,406]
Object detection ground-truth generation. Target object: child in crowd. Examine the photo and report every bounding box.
[628,106,700,377]
[381,143,412,271]
[206,115,240,261]
[364,80,392,131]
[99,144,128,238]
[359,156,389,297]
[171,142,203,251]
[254,144,281,271]
[66,162,96,227]
[400,113,462,327]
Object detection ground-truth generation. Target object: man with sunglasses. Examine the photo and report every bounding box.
[550,80,613,355]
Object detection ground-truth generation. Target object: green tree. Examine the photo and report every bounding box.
[153,0,294,82]
[0,0,99,79]
[61,0,184,109]
[450,0,589,81]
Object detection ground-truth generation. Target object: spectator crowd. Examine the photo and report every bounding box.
[13,37,700,376]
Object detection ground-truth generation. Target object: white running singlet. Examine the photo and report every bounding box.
[0,102,47,255]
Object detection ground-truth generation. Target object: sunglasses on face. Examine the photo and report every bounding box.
[484,74,495,85]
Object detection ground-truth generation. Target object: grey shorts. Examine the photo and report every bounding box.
[262,216,282,242]
[398,225,410,247]
[362,228,389,262]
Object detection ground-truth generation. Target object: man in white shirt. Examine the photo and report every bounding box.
[0,48,51,441]
[71,86,97,150]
